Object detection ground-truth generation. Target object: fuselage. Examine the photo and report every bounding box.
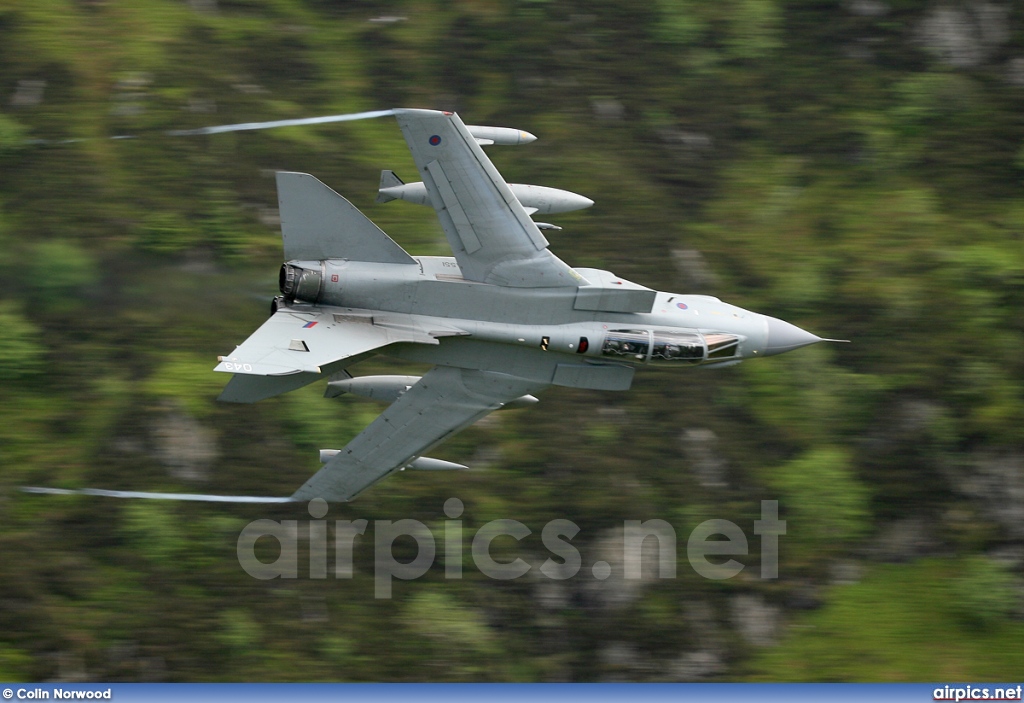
[275,256,820,375]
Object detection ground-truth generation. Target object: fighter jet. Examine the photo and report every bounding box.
[212,108,834,503]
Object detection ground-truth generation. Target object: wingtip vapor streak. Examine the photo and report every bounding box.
[211,108,832,502]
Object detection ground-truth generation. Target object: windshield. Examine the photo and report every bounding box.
[705,333,740,360]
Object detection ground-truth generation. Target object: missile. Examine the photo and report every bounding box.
[318,450,466,470]
[504,183,594,215]
[465,125,537,146]
[377,171,594,215]
[325,374,538,409]
[404,457,468,471]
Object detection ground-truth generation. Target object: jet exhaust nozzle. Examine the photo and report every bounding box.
[279,263,323,303]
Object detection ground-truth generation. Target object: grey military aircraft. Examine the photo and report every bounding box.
[207,108,835,503]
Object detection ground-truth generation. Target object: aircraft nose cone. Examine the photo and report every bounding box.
[763,316,822,356]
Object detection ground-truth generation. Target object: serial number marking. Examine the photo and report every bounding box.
[221,362,253,372]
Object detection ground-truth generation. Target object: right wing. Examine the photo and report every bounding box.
[291,365,546,502]
[394,109,585,289]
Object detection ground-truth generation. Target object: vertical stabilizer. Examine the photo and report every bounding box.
[276,171,415,264]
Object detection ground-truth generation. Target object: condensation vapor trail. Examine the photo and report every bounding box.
[25,109,396,144]
[22,486,295,503]
[164,109,396,136]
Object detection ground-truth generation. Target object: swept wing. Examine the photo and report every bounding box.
[292,366,545,502]
[394,108,585,288]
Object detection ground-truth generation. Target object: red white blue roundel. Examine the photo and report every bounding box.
[429,135,442,146]
[676,302,688,310]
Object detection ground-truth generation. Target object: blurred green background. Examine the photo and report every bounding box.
[0,0,1022,683]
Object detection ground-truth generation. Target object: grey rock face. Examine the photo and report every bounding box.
[151,410,219,482]
[680,427,728,488]
[730,594,781,647]
[917,3,1010,68]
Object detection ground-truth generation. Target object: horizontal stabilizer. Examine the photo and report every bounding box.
[277,171,415,264]
[215,309,425,380]
[218,369,324,403]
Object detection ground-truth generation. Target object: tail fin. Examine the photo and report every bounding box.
[375,170,404,203]
[276,171,415,264]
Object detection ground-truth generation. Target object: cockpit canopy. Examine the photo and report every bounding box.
[601,329,741,365]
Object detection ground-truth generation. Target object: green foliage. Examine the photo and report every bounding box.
[26,239,98,310]
[0,645,32,680]
[734,346,886,445]
[947,556,1018,628]
[654,0,782,60]
[765,447,870,558]
[216,609,263,655]
[143,352,226,417]
[0,301,43,380]
[654,0,710,45]
[201,187,264,261]
[283,383,380,451]
[0,113,27,156]
[746,560,1024,681]
[121,502,189,564]
[401,590,506,680]
[138,211,198,255]
[724,0,783,60]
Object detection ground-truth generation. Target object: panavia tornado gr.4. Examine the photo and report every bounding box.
[211,108,838,503]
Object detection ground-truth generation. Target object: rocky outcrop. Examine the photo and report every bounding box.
[917,3,1010,68]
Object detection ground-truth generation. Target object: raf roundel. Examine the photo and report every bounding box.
[676,302,688,310]
[429,135,442,146]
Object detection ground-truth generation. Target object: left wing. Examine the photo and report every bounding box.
[394,109,584,288]
[292,365,546,502]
